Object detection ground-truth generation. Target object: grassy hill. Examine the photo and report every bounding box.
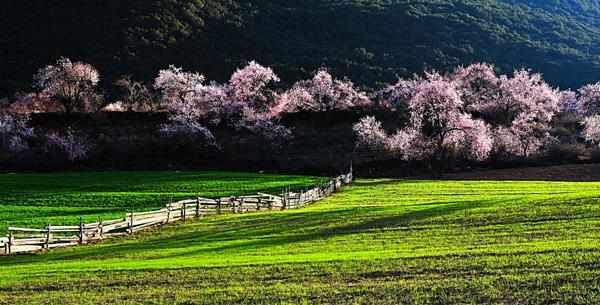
[2,0,600,97]
[1,178,599,303]
[0,171,322,234]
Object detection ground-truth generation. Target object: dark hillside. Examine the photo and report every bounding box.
[1,0,600,97]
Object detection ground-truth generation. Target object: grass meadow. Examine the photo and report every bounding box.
[0,171,323,234]
[1,178,599,303]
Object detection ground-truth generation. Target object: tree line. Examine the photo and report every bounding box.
[2,59,600,175]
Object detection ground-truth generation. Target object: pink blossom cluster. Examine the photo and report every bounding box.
[45,130,88,160]
[160,113,216,148]
[576,82,600,116]
[575,83,600,145]
[153,65,205,109]
[353,63,565,171]
[0,114,35,153]
[228,61,280,112]
[154,61,290,148]
[373,77,421,113]
[9,92,63,114]
[279,69,370,112]
[396,77,492,162]
[448,65,561,157]
[33,57,103,113]
[352,116,389,152]
[582,115,600,146]
[354,74,493,167]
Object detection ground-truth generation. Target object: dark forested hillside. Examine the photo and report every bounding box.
[1,0,600,97]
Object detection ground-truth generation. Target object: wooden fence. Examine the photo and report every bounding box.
[1,170,353,255]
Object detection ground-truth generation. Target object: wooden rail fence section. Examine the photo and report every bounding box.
[1,170,352,255]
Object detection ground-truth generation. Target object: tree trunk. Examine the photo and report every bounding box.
[434,142,446,179]
[434,157,445,179]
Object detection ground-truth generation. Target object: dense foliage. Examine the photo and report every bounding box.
[2,0,600,97]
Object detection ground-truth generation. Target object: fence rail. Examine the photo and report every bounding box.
[2,169,353,255]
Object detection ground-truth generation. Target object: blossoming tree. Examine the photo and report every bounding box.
[575,82,600,146]
[0,114,35,155]
[354,73,493,176]
[452,64,560,157]
[33,57,104,114]
[155,61,290,150]
[279,69,370,113]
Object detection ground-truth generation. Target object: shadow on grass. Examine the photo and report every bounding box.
[0,197,507,265]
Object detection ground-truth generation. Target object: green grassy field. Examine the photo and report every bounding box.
[1,179,600,304]
[0,171,323,234]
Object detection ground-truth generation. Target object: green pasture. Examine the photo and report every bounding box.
[0,171,322,234]
[1,179,600,303]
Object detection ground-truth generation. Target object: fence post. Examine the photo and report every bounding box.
[166,202,172,223]
[181,202,186,221]
[257,197,261,211]
[79,218,84,245]
[99,217,104,239]
[7,230,13,254]
[128,211,134,234]
[44,223,51,250]
[217,198,222,215]
[230,197,237,214]
[282,190,287,210]
[196,197,201,218]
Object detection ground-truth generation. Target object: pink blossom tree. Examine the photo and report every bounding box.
[33,57,104,114]
[154,65,205,109]
[353,116,390,152]
[373,77,421,114]
[0,114,35,155]
[396,77,492,174]
[227,61,280,113]
[575,82,600,116]
[9,92,63,114]
[490,69,559,157]
[574,82,600,148]
[45,129,88,160]
[279,69,370,113]
[558,90,578,114]
[354,75,492,176]
[155,61,290,150]
[452,64,560,157]
[154,65,224,149]
[224,61,290,147]
[581,115,600,146]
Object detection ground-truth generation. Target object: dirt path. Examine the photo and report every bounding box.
[444,163,600,182]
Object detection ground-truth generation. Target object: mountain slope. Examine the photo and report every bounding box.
[1,0,600,97]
